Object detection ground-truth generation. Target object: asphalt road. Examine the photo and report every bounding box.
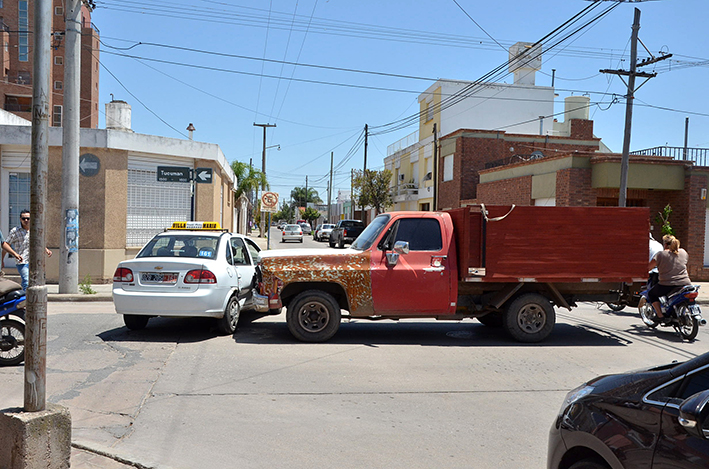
[1,237,707,468]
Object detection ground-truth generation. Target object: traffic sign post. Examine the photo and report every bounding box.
[261,191,279,249]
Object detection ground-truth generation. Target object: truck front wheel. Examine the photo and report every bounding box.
[286,290,341,342]
[504,293,555,343]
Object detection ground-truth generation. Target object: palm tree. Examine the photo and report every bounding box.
[231,161,269,233]
[231,161,268,200]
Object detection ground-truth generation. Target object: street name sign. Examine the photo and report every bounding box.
[157,166,191,183]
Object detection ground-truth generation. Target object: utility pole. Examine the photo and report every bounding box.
[328,152,333,223]
[26,0,51,412]
[432,123,438,211]
[683,117,690,160]
[350,168,354,219]
[600,7,671,207]
[59,0,81,294]
[362,124,368,224]
[304,176,308,215]
[253,122,275,236]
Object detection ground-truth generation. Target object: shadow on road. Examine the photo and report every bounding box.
[233,314,633,348]
[98,317,221,344]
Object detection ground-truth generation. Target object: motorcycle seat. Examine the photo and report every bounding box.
[667,285,698,300]
[0,278,22,297]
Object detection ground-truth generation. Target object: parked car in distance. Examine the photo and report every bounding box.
[329,219,365,248]
[112,221,267,335]
[277,221,287,230]
[299,223,312,235]
[548,350,709,469]
[281,224,303,243]
[314,223,335,241]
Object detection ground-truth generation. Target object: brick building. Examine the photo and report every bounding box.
[436,116,709,280]
[0,0,99,128]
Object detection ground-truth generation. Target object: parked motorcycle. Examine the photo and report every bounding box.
[0,278,26,366]
[638,284,706,341]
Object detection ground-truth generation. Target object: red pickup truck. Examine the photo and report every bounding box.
[258,205,648,343]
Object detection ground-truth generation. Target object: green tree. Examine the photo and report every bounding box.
[300,207,321,225]
[353,169,393,216]
[655,204,675,236]
[274,202,295,222]
[290,186,322,207]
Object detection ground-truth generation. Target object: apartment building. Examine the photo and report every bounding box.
[0,0,99,127]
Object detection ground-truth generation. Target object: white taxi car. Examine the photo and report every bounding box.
[112,222,268,334]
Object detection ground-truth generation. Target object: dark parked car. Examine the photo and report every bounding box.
[548,351,709,469]
[329,219,364,248]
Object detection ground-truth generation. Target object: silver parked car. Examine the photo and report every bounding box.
[112,222,267,335]
[281,224,304,243]
[314,223,335,241]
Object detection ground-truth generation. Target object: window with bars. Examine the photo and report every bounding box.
[52,105,62,126]
[8,172,30,229]
[18,1,27,62]
[126,168,191,247]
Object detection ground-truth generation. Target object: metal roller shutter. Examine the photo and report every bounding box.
[127,155,191,247]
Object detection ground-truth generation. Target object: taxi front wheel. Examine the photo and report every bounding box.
[124,314,149,330]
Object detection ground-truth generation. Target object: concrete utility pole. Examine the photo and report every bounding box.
[253,122,275,236]
[26,0,51,412]
[600,7,671,207]
[328,151,333,223]
[59,0,81,294]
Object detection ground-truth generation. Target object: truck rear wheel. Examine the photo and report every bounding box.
[286,290,341,342]
[504,293,555,343]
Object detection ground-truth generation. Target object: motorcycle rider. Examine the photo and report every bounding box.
[647,234,692,323]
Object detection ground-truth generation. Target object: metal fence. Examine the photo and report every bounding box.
[631,146,709,167]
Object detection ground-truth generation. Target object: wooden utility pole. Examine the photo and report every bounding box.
[600,7,671,207]
[253,123,276,235]
[328,152,333,223]
[432,123,438,211]
[362,124,368,223]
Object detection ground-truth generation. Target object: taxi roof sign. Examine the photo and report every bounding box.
[169,221,224,231]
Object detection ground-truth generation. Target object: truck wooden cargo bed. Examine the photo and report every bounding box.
[447,205,649,284]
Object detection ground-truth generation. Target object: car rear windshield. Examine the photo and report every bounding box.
[137,235,221,259]
[341,220,363,227]
[284,225,301,232]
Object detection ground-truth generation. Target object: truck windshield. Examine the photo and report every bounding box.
[350,215,390,251]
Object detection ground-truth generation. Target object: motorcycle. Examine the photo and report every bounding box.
[0,278,26,366]
[606,274,658,312]
[638,284,706,341]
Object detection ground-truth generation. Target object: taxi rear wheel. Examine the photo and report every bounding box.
[217,296,240,335]
[124,314,149,331]
[287,290,341,342]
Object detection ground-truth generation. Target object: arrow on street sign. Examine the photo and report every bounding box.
[79,153,100,177]
[195,167,213,184]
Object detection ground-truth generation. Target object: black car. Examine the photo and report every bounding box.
[549,351,709,469]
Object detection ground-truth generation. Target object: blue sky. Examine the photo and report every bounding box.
[92,0,709,204]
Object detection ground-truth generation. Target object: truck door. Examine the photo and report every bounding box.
[370,216,453,314]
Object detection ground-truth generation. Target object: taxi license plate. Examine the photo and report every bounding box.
[141,272,178,284]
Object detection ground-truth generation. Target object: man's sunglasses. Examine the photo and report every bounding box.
[21,217,30,221]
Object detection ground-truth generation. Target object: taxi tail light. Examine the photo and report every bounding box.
[113,267,134,282]
[184,269,217,284]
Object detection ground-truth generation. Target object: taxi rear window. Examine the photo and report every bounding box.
[138,235,220,259]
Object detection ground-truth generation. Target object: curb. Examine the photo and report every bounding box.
[48,293,112,302]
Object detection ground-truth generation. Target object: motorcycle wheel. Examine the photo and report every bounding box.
[606,302,626,312]
[638,297,658,329]
[676,305,699,341]
[0,318,25,366]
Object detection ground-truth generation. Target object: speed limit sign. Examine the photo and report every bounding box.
[261,191,279,212]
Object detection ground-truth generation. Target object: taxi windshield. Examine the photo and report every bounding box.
[137,235,221,259]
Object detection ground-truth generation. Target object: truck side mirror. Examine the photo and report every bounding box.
[393,241,409,255]
[679,390,709,439]
[386,241,409,266]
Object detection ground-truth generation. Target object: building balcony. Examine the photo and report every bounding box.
[631,146,709,167]
[391,182,418,203]
[387,130,419,157]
